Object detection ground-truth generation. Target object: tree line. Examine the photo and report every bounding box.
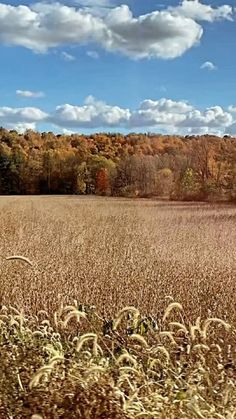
[0,127,236,201]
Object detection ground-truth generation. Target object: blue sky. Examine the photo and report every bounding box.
[0,0,236,135]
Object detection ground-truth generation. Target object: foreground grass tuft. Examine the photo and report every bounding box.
[0,302,235,418]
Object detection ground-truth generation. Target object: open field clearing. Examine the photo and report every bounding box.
[1,196,236,322]
[0,196,236,418]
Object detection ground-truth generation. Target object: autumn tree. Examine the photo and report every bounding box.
[96,168,110,195]
[0,128,235,201]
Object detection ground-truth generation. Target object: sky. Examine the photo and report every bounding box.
[0,0,236,135]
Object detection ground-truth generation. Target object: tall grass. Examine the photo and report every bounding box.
[0,197,236,323]
[0,300,235,418]
[0,196,235,417]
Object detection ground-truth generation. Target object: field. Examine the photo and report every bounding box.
[0,196,236,418]
[1,196,236,321]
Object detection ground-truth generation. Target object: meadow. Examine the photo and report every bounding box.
[0,196,235,418]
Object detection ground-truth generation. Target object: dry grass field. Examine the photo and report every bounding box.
[0,196,236,322]
[0,196,236,418]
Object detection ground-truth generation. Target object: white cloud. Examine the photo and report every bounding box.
[200,61,217,71]
[0,97,235,135]
[169,0,233,22]
[0,107,47,128]
[62,128,76,135]
[129,98,193,127]
[225,107,236,134]
[0,1,232,60]
[186,126,225,136]
[228,105,236,113]
[49,98,234,135]
[87,50,99,59]
[139,98,193,113]
[50,95,131,128]
[16,89,45,98]
[104,5,203,59]
[61,51,76,61]
[130,110,186,128]
[178,106,233,128]
[8,122,37,133]
[0,2,106,53]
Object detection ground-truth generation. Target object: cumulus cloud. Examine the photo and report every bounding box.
[62,128,76,135]
[0,97,235,135]
[169,0,233,22]
[178,106,233,128]
[50,98,234,134]
[228,105,236,113]
[50,95,131,128]
[8,122,37,133]
[225,106,236,134]
[200,61,217,70]
[104,5,203,59]
[186,126,225,137]
[16,89,45,98]
[0,2,106,53]
[0,1,232,59]
[129,99,193,127]
[139,99,193,113]
[0,107,47,129]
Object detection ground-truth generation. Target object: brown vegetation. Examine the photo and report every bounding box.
[0,196,235,418]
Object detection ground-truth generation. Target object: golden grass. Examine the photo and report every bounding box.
[0,196,236,324]
[0,300,235,418]
[0,196,235,417]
